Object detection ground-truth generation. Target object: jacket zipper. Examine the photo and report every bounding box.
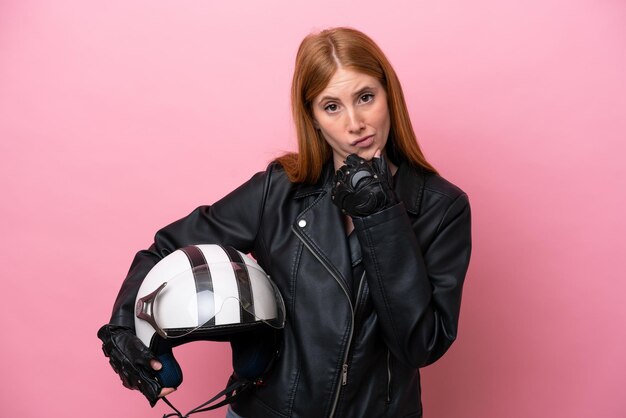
[292,225,365,418]
[330,272,366,418]
[386,348,392,403]
[345,272,366,387]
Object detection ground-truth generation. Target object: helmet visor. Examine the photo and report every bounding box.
[136,262,286,339]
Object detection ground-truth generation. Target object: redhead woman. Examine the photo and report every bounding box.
[98,27,472,418]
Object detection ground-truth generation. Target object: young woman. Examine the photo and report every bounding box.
[98,27,472,418]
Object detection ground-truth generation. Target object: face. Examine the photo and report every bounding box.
[311,67,391,170]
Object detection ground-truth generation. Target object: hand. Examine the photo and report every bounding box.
[331,153,398,217]
[97,324,175,406]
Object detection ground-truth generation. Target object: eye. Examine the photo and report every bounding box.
[359,93,374,104]
[324,103,339,113]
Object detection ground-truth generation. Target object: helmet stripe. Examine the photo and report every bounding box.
[180,246,216,327]
[222,246,256,323]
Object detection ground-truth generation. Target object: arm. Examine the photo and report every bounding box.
[109,167,272,328]
[98,166,273,405]
[353,193,472,368]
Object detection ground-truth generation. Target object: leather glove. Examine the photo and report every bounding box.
[97,324,162,406]
[331,153,398,217]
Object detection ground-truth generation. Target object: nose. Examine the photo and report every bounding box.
[346,108,365,133]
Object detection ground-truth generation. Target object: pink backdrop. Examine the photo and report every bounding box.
[1,1,625,417]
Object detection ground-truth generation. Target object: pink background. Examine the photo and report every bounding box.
[1,1,625,417]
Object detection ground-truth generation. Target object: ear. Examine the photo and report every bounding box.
[312,119,320,130]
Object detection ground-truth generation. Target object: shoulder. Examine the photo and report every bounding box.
[215,162,290,208]
[422,171,467,201]
[395,161,469,215]
[240,161,297,203]
[420,171,470,228]
[263,161,295,191]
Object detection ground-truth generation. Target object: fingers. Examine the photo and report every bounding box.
[343,151,382,168]
[344,153,363,167]
[342,151,385,169]
[159,387,177,397]
[150,359,163,371]
[371,153,387,174]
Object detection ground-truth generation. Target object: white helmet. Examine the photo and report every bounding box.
[133,244,285,413]
[135,244,285,349]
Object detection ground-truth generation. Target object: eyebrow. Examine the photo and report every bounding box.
[316,85,378,104]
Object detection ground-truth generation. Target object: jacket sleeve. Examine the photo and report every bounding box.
[108,168,271,328]
[352,192,471,368]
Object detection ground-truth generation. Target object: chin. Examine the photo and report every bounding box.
[357,149,378,160]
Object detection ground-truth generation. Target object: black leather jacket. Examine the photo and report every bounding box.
[109,159,472,418]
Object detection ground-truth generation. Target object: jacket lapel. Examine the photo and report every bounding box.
[292,162,353,294]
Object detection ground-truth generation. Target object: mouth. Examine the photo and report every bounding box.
[351,135,374,146]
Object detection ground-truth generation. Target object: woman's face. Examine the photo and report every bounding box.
[311,67,391,170]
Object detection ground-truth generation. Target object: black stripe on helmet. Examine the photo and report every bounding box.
[180,246,215,327]
[222,246,256,323]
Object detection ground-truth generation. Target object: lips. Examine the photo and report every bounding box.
[352,135,374,148]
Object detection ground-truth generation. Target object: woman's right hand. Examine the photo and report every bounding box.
[97,324,173,406]
[331,153,398,217]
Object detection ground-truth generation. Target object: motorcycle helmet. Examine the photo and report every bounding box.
[134,244,285,414]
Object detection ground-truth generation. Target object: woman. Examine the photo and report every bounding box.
[98,27,472,418]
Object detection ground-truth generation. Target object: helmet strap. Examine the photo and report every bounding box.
[161,378,253,418]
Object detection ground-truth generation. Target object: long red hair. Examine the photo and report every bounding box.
[276,27,437,184]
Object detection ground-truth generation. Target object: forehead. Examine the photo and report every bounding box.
[317,68,382,99]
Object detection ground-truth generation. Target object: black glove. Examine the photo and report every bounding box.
[97,324,163,406]
[331,154,398,217]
